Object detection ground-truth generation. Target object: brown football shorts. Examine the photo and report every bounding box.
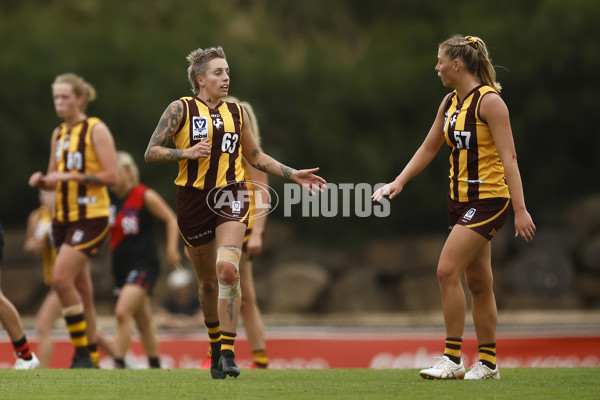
[447,196,510,240]
[176,183,250,247]
[52,217,110,256]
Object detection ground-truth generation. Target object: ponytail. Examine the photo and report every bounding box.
[440,35,501,92]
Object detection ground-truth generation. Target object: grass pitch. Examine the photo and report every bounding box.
[0,368,598,399]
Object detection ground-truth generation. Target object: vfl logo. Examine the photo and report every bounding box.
[71,229,84,244]
[192,116,208,141]
[463,208,476,221]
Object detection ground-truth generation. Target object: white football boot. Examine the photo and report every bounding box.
[419,356,465,380]
[465,361,500,380]
[13,353,40,370]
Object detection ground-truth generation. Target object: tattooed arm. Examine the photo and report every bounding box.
[239,108,326,194]
[144,100,211,163]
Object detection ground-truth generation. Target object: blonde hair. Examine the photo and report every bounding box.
[52,73,97,112]
[439,35,502,92]
[223,96,261,144]
[186,46,227,94]
[116,151,140,186]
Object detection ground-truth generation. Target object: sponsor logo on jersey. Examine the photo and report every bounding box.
[192,116,209,141]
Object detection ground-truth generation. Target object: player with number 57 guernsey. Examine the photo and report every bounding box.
[443,85,510,202]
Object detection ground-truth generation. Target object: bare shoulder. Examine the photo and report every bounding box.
[144,186,170,206]
[480,91,509,121]
[50,126,61,140]
[92,120,110,132]
[90,121,116,145]
[143,186,160,201]
[481,91,508,111]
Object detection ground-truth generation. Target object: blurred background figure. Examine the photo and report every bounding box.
[25,189,58,368]
[28,73,118,368]
[154,267,203,331]
[109,151,182,369]
[24,190,57,289]
[25,189,116,368]
[1,222,40,369]
[227,97,269,369]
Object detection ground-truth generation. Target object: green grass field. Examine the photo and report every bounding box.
[0,368,598,399]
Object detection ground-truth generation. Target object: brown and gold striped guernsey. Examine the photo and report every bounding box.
[443,85,510,202]
[54,117,110,222]
[36,205,57,285]
[173,98,246,190]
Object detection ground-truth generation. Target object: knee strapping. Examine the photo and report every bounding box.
[217,246,242,271]
[62,303,84,316]
[218,279,241,299]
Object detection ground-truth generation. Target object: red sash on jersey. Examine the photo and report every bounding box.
[110,184,147,250]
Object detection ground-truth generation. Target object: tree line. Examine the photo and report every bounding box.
[1,0,598,244]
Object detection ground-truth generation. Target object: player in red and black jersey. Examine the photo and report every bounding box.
[109,151,181,369]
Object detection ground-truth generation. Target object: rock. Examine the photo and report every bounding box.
[574,232,600,271]
[365,234,445,274]
[398,274,441,311]
[572,272,600,307]
[325,268,395,312]
[267,262,329,313]
[508,247,574,294]
[564,195,600,239]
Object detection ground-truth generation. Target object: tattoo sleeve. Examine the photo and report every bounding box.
[255,162,268,173]
[145,101,184,162]
[280,165,293,179]
[82,174,103,185]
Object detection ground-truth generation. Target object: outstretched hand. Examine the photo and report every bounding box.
[28,171,71,190]
[28,171,45,188]
[42,172,72,187]
[372,180,403,202]
[292,168,327,195]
